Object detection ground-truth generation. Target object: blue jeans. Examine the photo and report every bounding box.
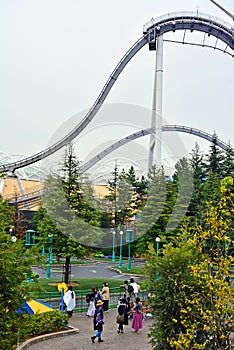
[95,330,102,338]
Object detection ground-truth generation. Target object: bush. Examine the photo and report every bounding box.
[17,310,68,347]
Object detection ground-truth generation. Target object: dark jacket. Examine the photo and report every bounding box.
[93,306,104,331]
[117,303,129,325]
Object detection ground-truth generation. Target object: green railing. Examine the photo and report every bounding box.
[36,287,149,312]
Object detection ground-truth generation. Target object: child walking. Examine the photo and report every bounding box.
[91,300,105,343]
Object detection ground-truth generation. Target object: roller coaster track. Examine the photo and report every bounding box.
[80,124,231,173]
[9,124,231,205]
[0,11,233,174]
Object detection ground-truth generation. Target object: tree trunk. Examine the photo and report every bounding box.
[64,256,71,284]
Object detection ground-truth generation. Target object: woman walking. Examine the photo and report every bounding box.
[91,300,105,343]
[101,282,110,312]
[86,286,96,317]
[131,297,143,332]
[116,298,129,334]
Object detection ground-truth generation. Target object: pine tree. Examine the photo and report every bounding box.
[0,197,40,349]
[105,163,119,227]
[166,158,194,235]
[188,143,206,224]
[41,144,104,283]
[223,143,234,177]
[135,167,167,252]
[205,132,224,176]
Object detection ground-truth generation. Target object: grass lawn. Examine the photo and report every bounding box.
[32,277,124,294]
[116,265,146,276]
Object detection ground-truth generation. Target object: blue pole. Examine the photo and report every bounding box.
[155,237,160,281]
[42,244,45,256]
[61,287,64,314]
[112,231,116,262]
[46,263,51,279]
[46,235,53,279]
[118,231,123,268]
[127,242,131,271]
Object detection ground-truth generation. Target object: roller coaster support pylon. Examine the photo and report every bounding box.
[148,34,163,172]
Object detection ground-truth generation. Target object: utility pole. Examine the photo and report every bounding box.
[210,0,234,20]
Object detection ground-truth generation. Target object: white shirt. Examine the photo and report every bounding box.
[131,282,139,294]
[64,290,76,311]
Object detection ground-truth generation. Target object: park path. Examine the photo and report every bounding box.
[23,308,153,350]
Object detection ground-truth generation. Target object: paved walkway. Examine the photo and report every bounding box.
[24,309,153,350]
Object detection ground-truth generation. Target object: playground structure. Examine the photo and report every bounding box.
[0,10,233,208]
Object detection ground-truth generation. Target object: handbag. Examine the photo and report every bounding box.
[116,306,126,324]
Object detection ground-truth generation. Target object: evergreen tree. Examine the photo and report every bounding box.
[205,132,224,176]
[105,163,119,227]
[145,176,234,350]
[223,143,234,177]
[0,197,40,349]
[188,143,206,224]
[166,158,194,235]
[135,167,167,252]
[105,165,147,229]
[125,166,148,212]
[41,144,104,283]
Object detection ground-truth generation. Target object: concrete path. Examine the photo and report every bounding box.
[23,308,153,350]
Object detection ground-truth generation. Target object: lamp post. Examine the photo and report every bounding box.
[126,230,134,271]
[155,237,160,281]
[112,231,116,261]
[46,234,53,279]
[9,228,17,244]
[9,228,13,237]
[25,229,36,249]
[118,231,123,268]
[11,235,17,243]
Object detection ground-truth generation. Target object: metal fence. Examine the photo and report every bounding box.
[37,288,149,312]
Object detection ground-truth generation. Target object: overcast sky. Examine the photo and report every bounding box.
[0,0,233,163]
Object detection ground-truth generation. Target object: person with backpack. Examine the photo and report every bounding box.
[91,300,105,343]
[129,278,140,298]
[120,280,132,304]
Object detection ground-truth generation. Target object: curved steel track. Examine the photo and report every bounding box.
[80,124,231,173]
[0,11,233,173]
[10,124,231,204]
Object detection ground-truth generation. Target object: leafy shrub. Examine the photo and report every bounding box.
[17,310,69,347]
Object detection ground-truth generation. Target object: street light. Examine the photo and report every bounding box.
[126,230,134,271]
[112,231,116,262]
[42,244,45,257]
[11,236,17,243]
[25,229,36,249]
[155,237,160,281]
[118,231,123,268]
[9,228,17,244]
[46,234,53,279]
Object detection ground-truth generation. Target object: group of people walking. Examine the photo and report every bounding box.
[85,278,143,343]
[85,282,110,343]
[62,279,143,343]
[117,278,143,334]
[86,282,110,318]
